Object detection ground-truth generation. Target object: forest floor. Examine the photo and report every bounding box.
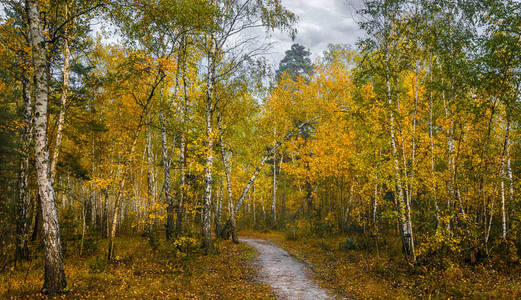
[0,236,275,299]
[3,232,521,299]
[240,230,521,299]
[240,237,332,300]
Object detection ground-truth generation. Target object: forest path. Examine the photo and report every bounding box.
[240,237,333,300]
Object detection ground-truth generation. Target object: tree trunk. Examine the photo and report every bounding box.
[146,116,157,237]
[271,148,277,224]
[176,133,186,236]
[252,184,256,227]
[26,0,67,293]
[215,182,223,236]
[202,39,216,251]
[217,116,320,240]
[217,112,237,242]
[80,194,86,256]
[443,79,455,234]
[385,57,414,263]
[50,3,70,182]
[500,117,510,241]
[102,189,108,238]
[160,112,175,240]
[108,189,122,261]
[373,173,378,228]
[90,121,97,227]
[405,62,420,262]
[507,140,513,235]
[280,152,285,225]
[108,136,139,260]
[228,117,320,229]
[176,39,189,236]
[428,64,440,225]
[482,98,497,251]
[306,181,313,218]
[16,71,33,261]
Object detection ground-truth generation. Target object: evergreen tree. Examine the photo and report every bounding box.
[275,43,313,81]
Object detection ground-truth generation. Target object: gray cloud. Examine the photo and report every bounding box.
[265,0,365,67]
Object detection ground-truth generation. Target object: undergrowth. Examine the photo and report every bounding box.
[241,229,521,299]
[0,235,274,299]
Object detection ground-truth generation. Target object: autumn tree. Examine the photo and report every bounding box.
[25,0,67,293]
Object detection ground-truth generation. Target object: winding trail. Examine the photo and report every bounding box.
[240,237,332,300]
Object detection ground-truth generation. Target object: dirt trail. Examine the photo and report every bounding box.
[240,237,332,300]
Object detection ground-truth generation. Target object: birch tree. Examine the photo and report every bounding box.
[359,0,416,262]
[199,0,295,250]
[25,0,67,293]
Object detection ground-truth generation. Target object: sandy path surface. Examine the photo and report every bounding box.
[240,237,332,300]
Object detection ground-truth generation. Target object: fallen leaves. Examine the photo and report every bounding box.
[0,236,275,299]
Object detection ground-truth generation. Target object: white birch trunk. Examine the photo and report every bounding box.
[443,80,455,233]
[217,112,237,241]
[16,70,33,260]
[373,172,378,228]
[176,36,188,236]
[160,112,173,239]
[252,184,256,227]
[232,117,320,216]
[507,140,513,234]
[50,3,70,182]
[500,118,510,241]
[202,37,216,251]
[215,182,223,236]
[146,117,157,235]
[26,0,67,293]
[385,56,414,262]
[272,148,277,223]
[428,64,440,225]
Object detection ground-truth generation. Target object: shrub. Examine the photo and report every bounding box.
[172,236,199,257]
[81,237,99,256]
[343,237,356,250]
[148,235,161,252]
[88,256,106,273]
[284,227,299,241]
[495,239,519,265]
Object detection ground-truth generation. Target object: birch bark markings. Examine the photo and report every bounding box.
[50,3,71,182]
[160,114,178,238]
[201,34,217,251]
[176,120,186,235]
[272,148,277,223]
[385,55,415,262]
[160,111,174,239]
[16,71,33,261]
[176,38,189,236]
[26,0,67,293]
[217,111,237,242]
[215,182,223,235]
[146,116,157,235]
[507,140,513,235]
[428,63,440,225]
[499,117,510,241]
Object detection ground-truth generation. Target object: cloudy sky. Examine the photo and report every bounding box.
[90,0,365,68]
[266,0,365,65]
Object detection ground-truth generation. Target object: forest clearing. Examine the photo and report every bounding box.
[2,0,521,298]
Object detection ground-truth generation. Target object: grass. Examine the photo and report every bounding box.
[240,229,521,299]
[6,230,520,299]
[0,235,275,299]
